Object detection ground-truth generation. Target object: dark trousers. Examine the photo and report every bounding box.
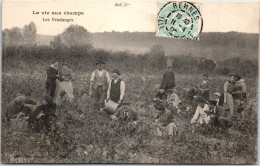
[46,81,56,99]
[93,86,107,109]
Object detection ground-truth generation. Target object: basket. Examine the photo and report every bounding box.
[105,100,119,113]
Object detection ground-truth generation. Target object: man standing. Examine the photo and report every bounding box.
[89,59,110,111]
[161,61,175,91]
[106,69,125,104]
[46,61,59,99]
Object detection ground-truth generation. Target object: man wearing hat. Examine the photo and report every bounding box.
[161,59,175,91]
[106,69,125,104]
[90,58,111,111]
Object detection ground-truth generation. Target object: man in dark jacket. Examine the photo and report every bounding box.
[46,61,59,99]
[106,69,125,104]
[161,62,175,91]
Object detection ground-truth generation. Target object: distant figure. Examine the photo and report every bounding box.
[198,74,211,101]
[161,61,175,91]
[28,95,57,133]
[89,58,111,111]
[46,61,59,99]
[223,74,236,117]
[6,95,39,122]
[106,69,125,104]
[55,62,75,104]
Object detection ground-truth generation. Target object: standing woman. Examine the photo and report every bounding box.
[198,74,211,101]
[223,74,236,117]
[55,62,75,103]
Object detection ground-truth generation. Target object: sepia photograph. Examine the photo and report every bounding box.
[1,1,259,164]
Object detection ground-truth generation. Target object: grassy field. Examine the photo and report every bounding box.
[1,70,258,164]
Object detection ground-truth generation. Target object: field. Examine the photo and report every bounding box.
[1,68,258,164]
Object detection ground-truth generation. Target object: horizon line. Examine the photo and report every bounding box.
[35,31,260,36]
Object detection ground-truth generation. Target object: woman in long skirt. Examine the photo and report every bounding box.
[55,62,74,104]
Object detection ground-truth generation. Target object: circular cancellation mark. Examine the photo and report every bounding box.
[157,1,203,40]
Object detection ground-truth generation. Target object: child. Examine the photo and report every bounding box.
[161,62,175,91]
[198,74,211,101]
[89,59,111,111]
[153,86,168,111]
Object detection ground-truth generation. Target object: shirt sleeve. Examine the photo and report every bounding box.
[90,71,95,82]
[191,106,200,122]
[223,81,228,93]
[69,69,74,81]
[207,81,212,90]
[204,104,210,111]
[241,82,246,93]
[107,80,112,98]
[120,81,126,100]
[25,99,38,105]
[106,71,111,84]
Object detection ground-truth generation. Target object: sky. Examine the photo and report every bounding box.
[2,1,259,35]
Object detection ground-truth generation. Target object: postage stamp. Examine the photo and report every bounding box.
[156,1,203,40]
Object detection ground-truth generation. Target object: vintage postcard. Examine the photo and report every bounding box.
[1,1,259,164]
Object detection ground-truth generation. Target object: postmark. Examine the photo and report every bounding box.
[156,1,203,40]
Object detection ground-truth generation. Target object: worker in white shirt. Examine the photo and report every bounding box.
[191,96,211,133]
[106,69,125,104]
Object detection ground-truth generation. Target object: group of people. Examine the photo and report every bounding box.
[5,57,248,138]
[46,61,75,104]
[153,63,247,134]
[5,58,128,133]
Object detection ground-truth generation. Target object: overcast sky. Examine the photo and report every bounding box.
[2,1,259,35]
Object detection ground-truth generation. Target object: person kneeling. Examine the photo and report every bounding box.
[153,86,168,112]
[191,96,211,133]
[28,95,57,133]
[153,104,177,139]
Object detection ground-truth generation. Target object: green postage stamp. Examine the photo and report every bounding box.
[156,1,203,40]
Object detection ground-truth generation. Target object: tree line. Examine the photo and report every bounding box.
[2,23,258,77]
